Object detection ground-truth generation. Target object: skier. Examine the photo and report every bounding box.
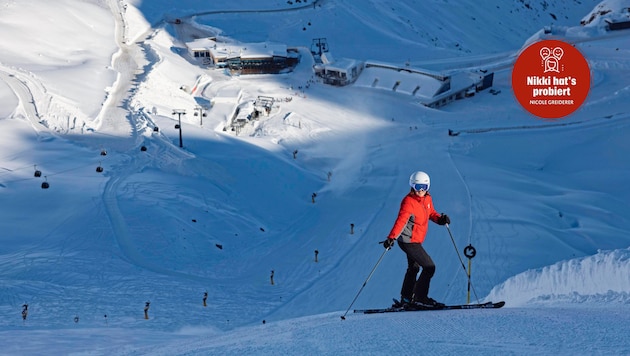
[382,171,450,308]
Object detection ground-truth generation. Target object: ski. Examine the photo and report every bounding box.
[354,300,505,314]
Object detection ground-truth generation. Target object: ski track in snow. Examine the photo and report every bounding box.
[0,67,46,133]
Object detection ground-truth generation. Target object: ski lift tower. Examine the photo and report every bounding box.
[311,38,329,59]
[172,109,186,148]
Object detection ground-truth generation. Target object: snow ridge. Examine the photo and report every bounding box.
[486,248,630,306]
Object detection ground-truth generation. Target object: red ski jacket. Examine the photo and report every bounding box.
[387,192,441,243]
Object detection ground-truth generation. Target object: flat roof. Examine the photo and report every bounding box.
[186,38,288,59]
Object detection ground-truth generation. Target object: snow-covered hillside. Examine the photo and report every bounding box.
[1,0,629,354]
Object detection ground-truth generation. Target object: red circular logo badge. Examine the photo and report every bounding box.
[512,39,590,119]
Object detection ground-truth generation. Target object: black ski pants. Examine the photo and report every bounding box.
[397,240,435,301]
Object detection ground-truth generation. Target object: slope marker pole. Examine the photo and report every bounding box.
[445,223,480,304]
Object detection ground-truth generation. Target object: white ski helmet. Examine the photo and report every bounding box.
[409,171,430,192]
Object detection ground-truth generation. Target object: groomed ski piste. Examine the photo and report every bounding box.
[1,0,630,354]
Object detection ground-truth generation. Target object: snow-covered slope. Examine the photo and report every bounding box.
[1,0,629,354]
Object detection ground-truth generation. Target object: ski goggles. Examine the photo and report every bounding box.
[412,183,429,192]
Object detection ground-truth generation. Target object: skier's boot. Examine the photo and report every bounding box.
[392,297,412,309]
[413,296,445,309]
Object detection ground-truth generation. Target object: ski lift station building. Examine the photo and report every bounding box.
[351,62,494,109]
[313,53,365,86]
[313,52,493,109]
[186,38,300,74]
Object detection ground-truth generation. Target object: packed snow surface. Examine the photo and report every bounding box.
[1,0,629,354]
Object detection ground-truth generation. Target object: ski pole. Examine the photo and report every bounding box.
[341,247,389,320]
[445,223,480,303]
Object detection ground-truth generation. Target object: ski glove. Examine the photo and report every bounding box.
[382,238,396,250]
[437,214,451,225]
